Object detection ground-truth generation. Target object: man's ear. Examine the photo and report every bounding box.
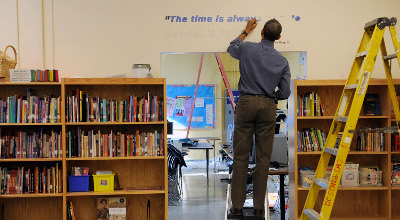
[261,29,264,39]
[276,35,281,40]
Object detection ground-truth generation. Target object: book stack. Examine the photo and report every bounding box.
[0,89,61,123]
[0,129,62,159]
[66,128,164,158]
[297,92,325,117]
[30,69,59,82]
[356,130,385,152]
[0,164,62,194]
[297,128,326,152]
[65,90,164,123]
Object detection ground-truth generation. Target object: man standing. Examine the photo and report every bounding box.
[227,18,291,216]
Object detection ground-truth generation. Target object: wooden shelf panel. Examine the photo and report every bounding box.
[297,151,388,155]
[297,186,388,191]
[65,121,165,125]
[296,79,391,86]
[297,116,389,119]
[66,156,165,161]
[66,189,165,197]
[327,216,386,220]
[0,123,62,126]
[0,193,62,198]
[0,158,62,162]
[63,78,165,85]
[299,216,387,220]
[392,152,400,155]
[392,186,400,190]
[0,82,61,86]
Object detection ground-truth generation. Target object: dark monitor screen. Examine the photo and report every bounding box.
[167,121,173,135]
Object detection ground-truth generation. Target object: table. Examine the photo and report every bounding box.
[187,142,214,180]
[189,137,221,175]
[221,143,288,220]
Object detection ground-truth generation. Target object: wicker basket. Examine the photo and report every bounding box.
[0,45,17,78]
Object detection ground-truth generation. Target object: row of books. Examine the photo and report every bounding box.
[65,91,164,123]
[0,129,62,159]
[356,131,385,152]
[0,164,62,194]
[30,69,59,82]
[66,128,164,158]
[0,92,61,123]
[297,128,326,152]
[297,92,325,117]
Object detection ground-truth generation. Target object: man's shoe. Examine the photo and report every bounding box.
[254,209,265,216]
[231,208,243,216]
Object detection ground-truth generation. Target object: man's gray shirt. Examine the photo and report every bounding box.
[227,38,291,100]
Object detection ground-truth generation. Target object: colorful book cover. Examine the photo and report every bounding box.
[97,197,126,220]
[364,94,382,116]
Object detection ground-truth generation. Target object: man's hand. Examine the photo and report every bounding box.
[245,18,258,34]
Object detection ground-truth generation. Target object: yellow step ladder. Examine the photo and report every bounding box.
[301,17,400,220]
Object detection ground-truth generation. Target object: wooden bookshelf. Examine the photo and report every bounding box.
[289,79,400,220]
[0,78,167,220]
[0,82,63,219]
[62,78,167,220]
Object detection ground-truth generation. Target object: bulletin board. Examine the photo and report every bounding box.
[166,84,216,129]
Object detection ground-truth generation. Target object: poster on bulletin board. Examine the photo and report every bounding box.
[167,84,216,129]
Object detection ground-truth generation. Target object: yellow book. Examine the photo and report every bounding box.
[49,70,53,82]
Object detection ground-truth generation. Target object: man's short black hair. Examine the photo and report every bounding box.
[100,199,107,204]
[263,19,282,41]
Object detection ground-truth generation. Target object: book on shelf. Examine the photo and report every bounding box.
[68,201,76,220]
[392,159,400,186]
[356,129,384,152]
[97,197,126,220]
[0,164,62,195]
[297,128,326,152]
[66,90,164,123]
[363,94,382,116]
[66,128,164,158]
[297,92,324,117]
[0,129,62,159]
[0,88,61,123]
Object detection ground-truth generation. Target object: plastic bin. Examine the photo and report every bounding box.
[360,170,382,186]
[299,170,315,188]
[68,175,90,192]
[93,173,115,191]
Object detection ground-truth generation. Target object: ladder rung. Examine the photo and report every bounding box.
[314,178,329,190]
[344,84,358,90]
[383,54,397,60]
[334,116,348,122]
[324,147,339,156]
[304,208,320,220]
[356,51,368,57]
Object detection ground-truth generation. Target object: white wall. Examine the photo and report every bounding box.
[1,0,399,79]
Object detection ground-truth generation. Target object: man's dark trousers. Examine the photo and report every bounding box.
[231,94,276,210]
